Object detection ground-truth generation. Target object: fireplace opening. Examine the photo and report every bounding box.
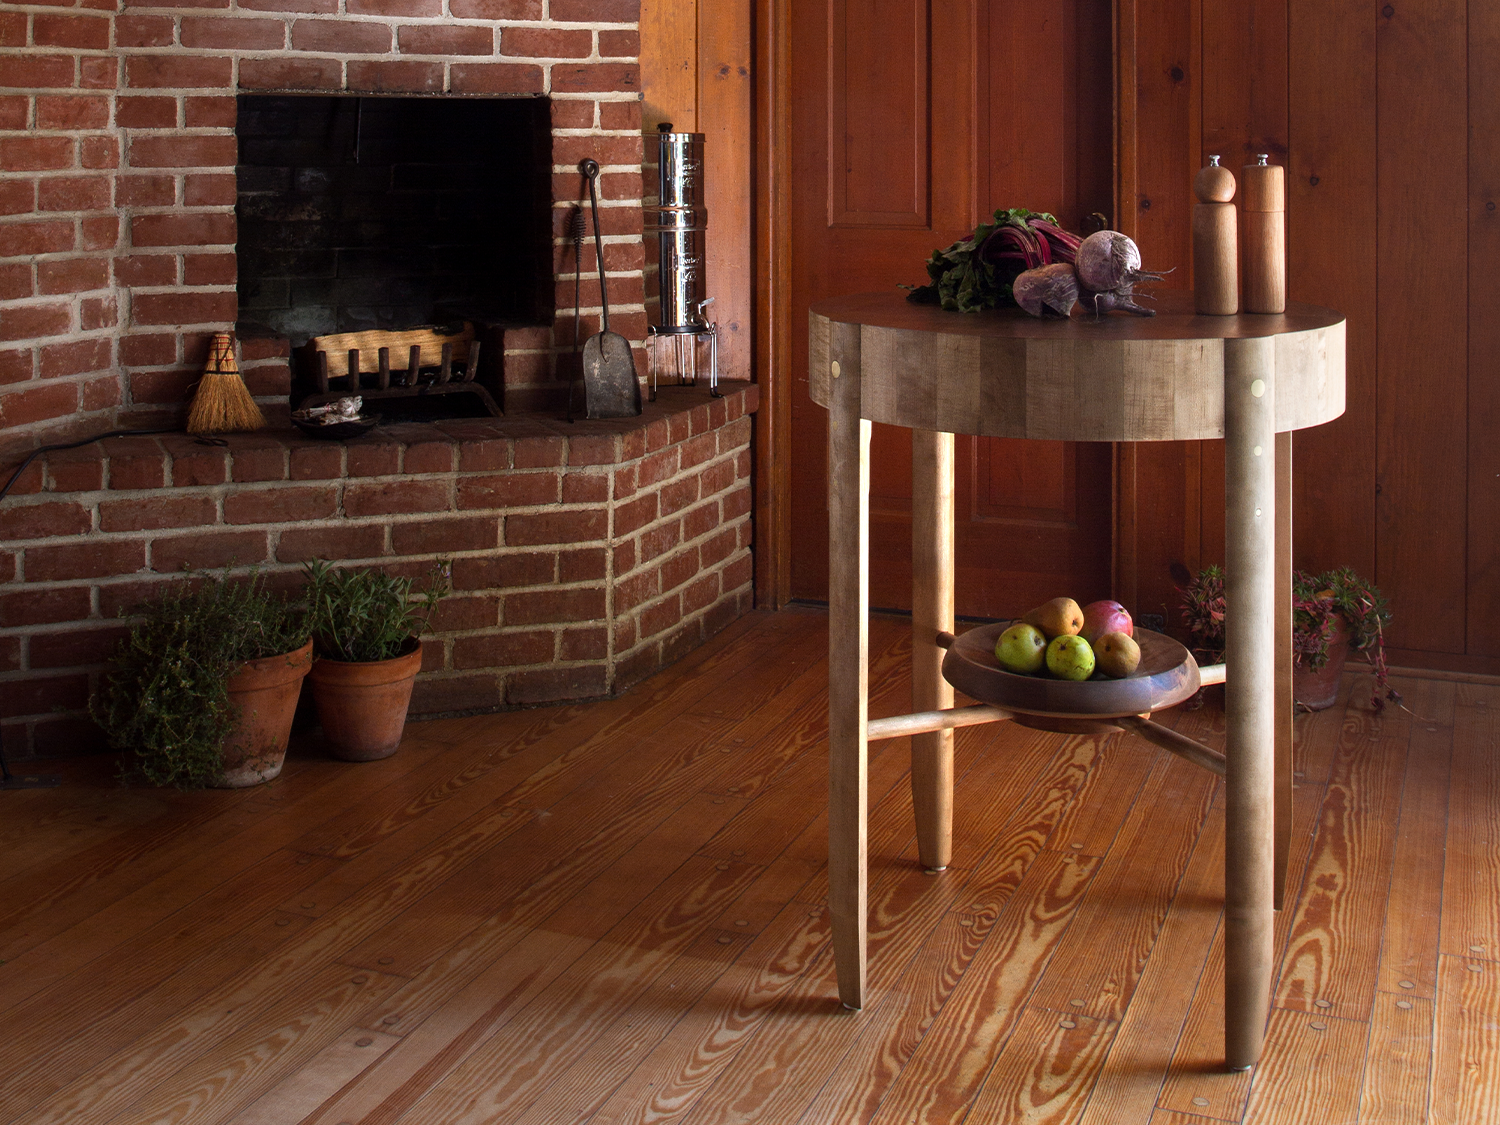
[235,94,555,413]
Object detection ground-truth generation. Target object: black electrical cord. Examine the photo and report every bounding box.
[0,426,190,504]
[1,426,226,788]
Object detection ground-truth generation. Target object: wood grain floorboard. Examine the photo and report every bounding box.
[964,1006,1117,1125]
[1361,991,1434,1125]
[1237,1008,1366,1125]
[792,733,1104,1125]
[1440,681,1500,961]
[583,901,832,1125]
[1155,781,1328,1118]
[2,611,1492,1125]
[1274,678,1416,1019]
[1030,750,1217,1023]
[1430,953,1500,1125]
[1377,678,1455,999]
[0,852,333,1114]
[1072,800,1225,1125]
[860,852,1102,1125]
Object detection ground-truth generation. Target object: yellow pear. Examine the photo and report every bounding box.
[1022,596,1084,640]
[1093,631,1142,678]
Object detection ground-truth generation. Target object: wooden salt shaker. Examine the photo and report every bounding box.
[1193,155,1238,314]
[1241,154,1285,314]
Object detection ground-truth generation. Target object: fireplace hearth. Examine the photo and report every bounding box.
[0,5,760,763]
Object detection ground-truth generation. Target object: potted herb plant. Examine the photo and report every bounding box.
[1177,564,1398,712]
[93,572,312,788]
[303,559,449,761]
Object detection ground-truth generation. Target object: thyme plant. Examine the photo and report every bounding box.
[93,572,310,787]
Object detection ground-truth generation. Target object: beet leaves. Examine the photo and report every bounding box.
[905,207,1063,313]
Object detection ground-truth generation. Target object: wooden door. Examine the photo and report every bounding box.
[787,0,1118,617]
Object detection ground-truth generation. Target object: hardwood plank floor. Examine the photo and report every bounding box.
[1,606,1495,1125]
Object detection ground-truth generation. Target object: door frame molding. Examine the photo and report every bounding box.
[753,0,794,607]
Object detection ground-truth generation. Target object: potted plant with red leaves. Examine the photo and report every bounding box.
[1177,564,1398,712]
[303,559,449,761]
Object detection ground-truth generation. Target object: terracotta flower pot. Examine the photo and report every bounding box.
[1293,614,1351,711]
[308,640,423,761]
[215,640,314,788]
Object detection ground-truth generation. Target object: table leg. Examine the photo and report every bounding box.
[827,322,870,1009]
[912,429,955,872]
[1223,336,1277,1070]
[1274,431,1293,909]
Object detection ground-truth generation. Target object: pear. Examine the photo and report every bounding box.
[1093,631,1141,678]
[995,622,1047,674]
[1045,634,1095,681]
[1022,596,1084,640]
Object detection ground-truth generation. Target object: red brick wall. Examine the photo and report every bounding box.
[0,384,754,758]
[0,0,645,448]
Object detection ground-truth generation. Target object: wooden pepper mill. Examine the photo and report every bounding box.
[1192,155,1238,314]
[1241,154,1286,314]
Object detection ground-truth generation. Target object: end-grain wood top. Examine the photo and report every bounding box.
[808,289,1345,441]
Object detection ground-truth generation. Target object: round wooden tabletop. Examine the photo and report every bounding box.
[809,288,1346,441]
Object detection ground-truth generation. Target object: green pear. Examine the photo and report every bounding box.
[995,622,1047,674]
[1022,596,1084,639]
[1046,634,1095,680]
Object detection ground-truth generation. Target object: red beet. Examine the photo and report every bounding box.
[1012,263,1079,318]
[1075,230,1167,318]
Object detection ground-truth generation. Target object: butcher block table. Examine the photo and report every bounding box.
[809,288,1345,1070]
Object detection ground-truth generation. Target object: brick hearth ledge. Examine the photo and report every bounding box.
[0,384,756,759]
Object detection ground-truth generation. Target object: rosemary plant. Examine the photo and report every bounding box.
[303,559,450,663]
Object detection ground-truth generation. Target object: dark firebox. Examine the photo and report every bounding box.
[235,94,554,347]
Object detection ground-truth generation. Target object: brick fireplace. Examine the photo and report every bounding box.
[0,0,758,759]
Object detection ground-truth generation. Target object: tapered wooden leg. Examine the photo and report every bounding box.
[1223,336,1277,1070]
[911,429,955,872]
[1274,431,1293,910]
[827,322,869,1009]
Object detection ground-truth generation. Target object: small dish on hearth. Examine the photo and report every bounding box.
[292,398,381,440]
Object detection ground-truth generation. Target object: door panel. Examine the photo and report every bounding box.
[828,0,930,226]
[789,0,1116,618]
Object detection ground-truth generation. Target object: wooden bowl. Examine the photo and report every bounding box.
[942,622,1200,721]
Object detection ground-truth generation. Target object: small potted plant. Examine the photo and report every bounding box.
[93,571,312,788]
[1177,564,1398,712]
[303,559,449,761]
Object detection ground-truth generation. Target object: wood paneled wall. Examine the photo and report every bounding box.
[1118,0,1500,674]
[645,4,1500,670]
[638,0,753,388]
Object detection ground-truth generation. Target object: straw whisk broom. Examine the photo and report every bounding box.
[186,331,265,434]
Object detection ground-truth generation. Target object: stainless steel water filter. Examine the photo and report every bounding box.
[645,124,708,333]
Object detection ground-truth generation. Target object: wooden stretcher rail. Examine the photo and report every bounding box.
[1114,715,1226,776]
[866,704,1014,741]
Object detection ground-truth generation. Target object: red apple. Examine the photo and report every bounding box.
[1080,599,1133,644]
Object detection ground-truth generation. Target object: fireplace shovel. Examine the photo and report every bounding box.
[579,159,642,418]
